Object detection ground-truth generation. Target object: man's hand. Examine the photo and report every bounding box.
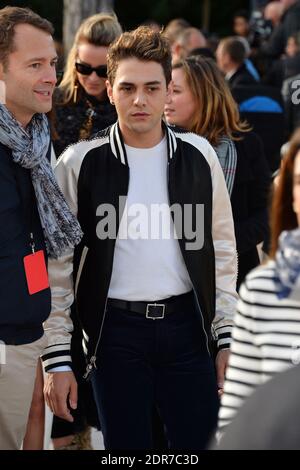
[215,349,231,398]
[44,371,77,422]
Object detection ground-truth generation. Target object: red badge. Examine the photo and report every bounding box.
[23,250,49,295]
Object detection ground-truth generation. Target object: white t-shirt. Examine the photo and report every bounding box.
[108,137,192,301]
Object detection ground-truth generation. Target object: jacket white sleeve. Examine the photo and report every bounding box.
[41,145,81,372]
[209,144,238,349]
[42,139,105,371]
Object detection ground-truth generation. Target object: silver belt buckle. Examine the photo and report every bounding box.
[146,303,165,320]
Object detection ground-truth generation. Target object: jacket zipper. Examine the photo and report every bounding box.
[75,246,89,297]
[74,245,110,380]
[83,173,130,380]
[73,245,102,380]
[191,282,211,356]
[83,296,109,380]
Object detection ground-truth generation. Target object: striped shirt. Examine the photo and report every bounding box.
[218,259,300,430]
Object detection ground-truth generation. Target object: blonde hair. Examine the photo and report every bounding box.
[173,56,250,145]
[59,12,122,104]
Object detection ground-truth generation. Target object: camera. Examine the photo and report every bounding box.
[249,10,273,48]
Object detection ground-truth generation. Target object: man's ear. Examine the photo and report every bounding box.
[165,80,173,105]
[106,80,114,105]
[173,42,182,62]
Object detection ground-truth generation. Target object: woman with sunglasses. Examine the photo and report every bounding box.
[53,13,122,155]
[50,13,122,450]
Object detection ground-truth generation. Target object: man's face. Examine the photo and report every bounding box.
[0,23,57,127]
[233,17,249,38]
[164,67,196,130]
[286,37,298,57]
[107,57,172,146]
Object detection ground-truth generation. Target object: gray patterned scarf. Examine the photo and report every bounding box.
[275,227,300,299]
[0,104,82,258]
[214,136,238,197]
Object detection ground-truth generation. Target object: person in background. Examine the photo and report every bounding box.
[165,56,270,288]
[264,1,284,29]
[264,31,300,88]
[171,27,207,62]
[218,128,300,432]
[216,36,257,88]
[162,17,190,57]
[233,9,251,39]
[261,0,300,59]
[53,12,121,155]
[237,36,260,81]
[217,354,300,449]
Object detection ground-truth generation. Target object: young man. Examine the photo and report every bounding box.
[0,7,81,449]
[43,26,238,450]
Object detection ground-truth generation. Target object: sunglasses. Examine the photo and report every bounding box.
[75,62,107,78]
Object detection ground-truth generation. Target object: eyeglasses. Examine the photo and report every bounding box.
[75,62,107,78]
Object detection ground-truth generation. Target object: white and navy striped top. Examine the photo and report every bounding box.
[218,259,300,431]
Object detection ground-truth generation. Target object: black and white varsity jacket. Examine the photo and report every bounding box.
[42,123,238,376]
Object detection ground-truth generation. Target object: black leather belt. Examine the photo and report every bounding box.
[107,291,194,320]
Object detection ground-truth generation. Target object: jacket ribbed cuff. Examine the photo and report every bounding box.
[216,325,233,350]
[41,343,72,372]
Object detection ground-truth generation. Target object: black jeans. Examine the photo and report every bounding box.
[91,303,219,450]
